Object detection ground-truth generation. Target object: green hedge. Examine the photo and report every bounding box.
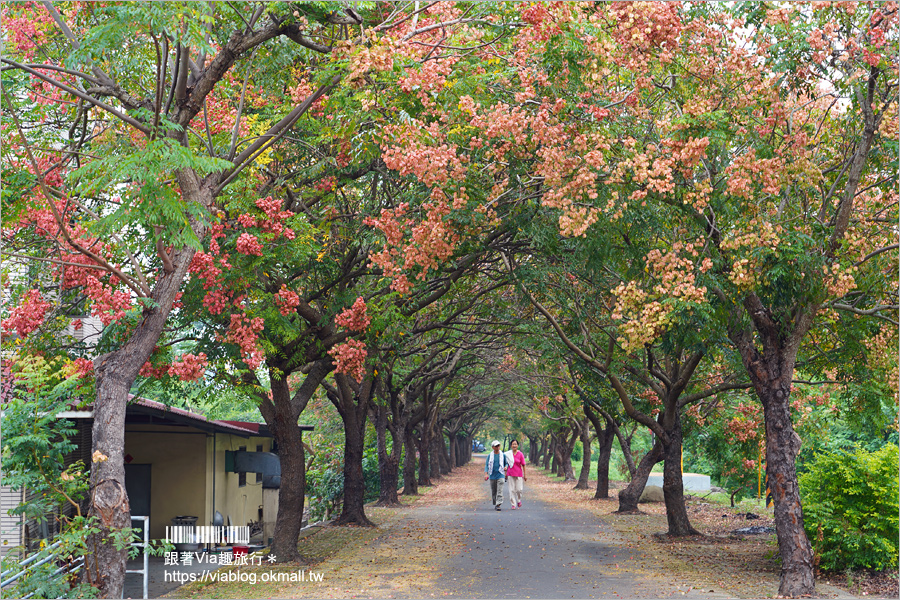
[799,444,899,571]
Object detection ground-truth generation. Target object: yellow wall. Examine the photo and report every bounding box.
[212,434,271,534]
[124,425,209,540]
[123,425,276,542]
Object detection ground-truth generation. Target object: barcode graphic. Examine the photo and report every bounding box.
[165,526,250,544]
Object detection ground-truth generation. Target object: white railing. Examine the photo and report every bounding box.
[0,539,84,599]
[1,517,150,599]
[125,515,149,600]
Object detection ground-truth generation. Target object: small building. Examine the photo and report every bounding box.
[1,397,311,555]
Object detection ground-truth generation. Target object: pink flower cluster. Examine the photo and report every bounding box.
[189,244,232,315]
[726,417,760,442]
[2,2,52,57]
[724,152,784,199]
[2,289,51,338]
[328,339,368,381]
[335,297,370,331]
[609,2,683,69]
[253,196,295,239]
[236,233,263,256]
[227,313,265,370]
[644,242,707,304]
[85,276,132,326]
[168,353,208,382]
[366,199,460,294]
[70,357,94,379]
[382,136,465,187]
[139,361,168,379]
[274,285,300,317]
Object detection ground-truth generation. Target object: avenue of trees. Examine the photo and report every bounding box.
[1,2,896,599]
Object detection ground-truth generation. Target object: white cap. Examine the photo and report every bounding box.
[491,440,501,447]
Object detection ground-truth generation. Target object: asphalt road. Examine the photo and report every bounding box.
[426,476,672,599]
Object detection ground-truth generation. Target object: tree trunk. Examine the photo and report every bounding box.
[416,430,432,486]
[402,426,419,496]
[730,292,820,597]
[543,436,553,470]
[438,431,451,475]
[661,414,699,536]
[574,417,592,490]
[448,434,458,469]
[87,243,196,598]
[760,382,814,597]
[558,430,577,481]
[538,435,548,466]
[267,416,306,561]
[328,373,375,527]
[736,331,815,596]
[86,372,131,598]
[430,433,443,479]
[615,422,637,479]
[373,402,402,507]
[258,362,329,561]
[594,424,615,499]
[337,412,372,525]
[585,404,616,499]
[617,440,664,513]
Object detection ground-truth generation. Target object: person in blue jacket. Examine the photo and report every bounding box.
[484,440,510,511]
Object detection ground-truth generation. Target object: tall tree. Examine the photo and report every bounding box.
[1,2,361,593]
[366,4,897,593]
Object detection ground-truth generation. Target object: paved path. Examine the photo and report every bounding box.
[174,461,778,599]
[426,475,671,599]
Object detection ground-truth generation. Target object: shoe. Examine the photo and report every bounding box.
[510,505,517,510]
[495,506,501,511]
[518,502,521,507]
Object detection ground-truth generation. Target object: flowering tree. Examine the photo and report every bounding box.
[365,3,897,594]
[0,2,366,593]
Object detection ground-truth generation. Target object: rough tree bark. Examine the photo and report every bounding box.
[402,426,419,496]
[437,430,452,475]
[584,404,616,499]
[371,398,403,507]
[721,64,881,597]
[526,435,537,463]
[542,435,553,470]
[255,361,330,562]
[574,416,592,490]
[660,411,699,536]
[557,429,577,481]
[731,296,819,595]
[88,225,200,595]
[616,440,664,513]
[326,373,376,527]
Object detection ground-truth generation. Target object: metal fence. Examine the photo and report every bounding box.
[0,515,149,600]
[0,539,84,599]
[126,515,149,600]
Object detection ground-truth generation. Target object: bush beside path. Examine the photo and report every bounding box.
[172,459,864,599]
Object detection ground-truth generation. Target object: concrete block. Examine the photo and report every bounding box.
[646,472,710,491]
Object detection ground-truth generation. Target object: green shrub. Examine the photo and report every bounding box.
[570,441,582,463]
[799,444,899,571]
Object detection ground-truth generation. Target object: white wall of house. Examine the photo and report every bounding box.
[0,487,23,558]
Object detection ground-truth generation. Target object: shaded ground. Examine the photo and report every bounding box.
[530,469,895,599]
[171,459,891,599]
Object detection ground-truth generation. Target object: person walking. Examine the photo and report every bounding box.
[505,439,527,509]
[484,440,509,511]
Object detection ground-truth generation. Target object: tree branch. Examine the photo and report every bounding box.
[1,59,151,134]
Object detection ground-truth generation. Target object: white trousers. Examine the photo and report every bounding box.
[507,476,524,506]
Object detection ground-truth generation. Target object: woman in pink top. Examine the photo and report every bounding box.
[505,439,527,509]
